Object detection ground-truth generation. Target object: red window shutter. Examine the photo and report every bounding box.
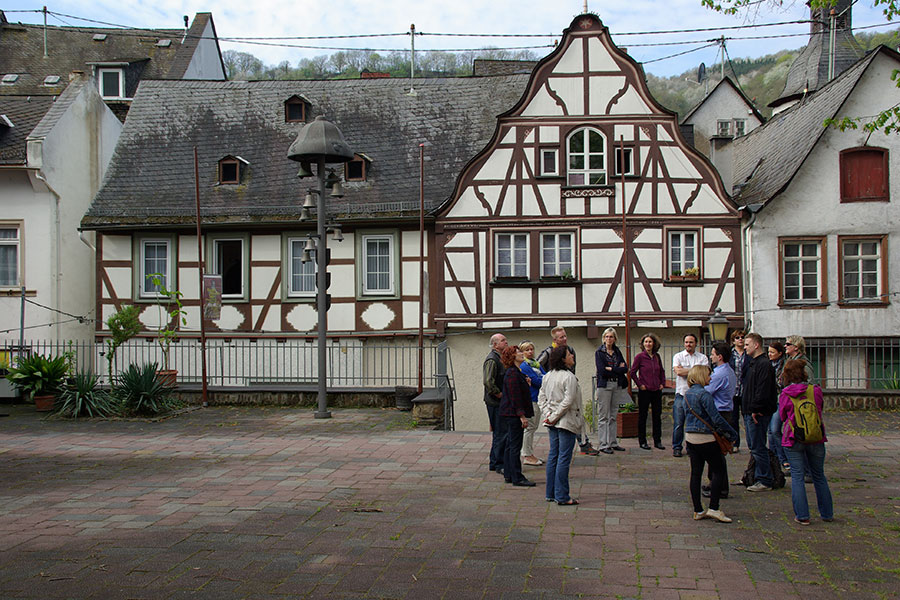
[841,148,888,201]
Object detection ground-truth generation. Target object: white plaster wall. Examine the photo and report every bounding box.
[749,52,900,338]
[181,20,226,80]
[6,80,122,342]
[684,83,763,157]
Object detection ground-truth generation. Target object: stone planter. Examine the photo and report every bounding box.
[33,394,55,412]
[617,410,639,438]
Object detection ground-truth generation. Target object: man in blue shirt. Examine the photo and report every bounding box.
[702,342,736,498]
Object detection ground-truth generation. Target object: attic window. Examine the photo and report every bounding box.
[98,68,125,99]
[156,39,172,47]
[284,96,309,123]
[218,156,248,185]
[43,75,61,85]
[345,155,368,181]
[93,34,108,42]
[2,74,19,84]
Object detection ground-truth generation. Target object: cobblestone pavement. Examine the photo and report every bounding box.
[1,404,899,599]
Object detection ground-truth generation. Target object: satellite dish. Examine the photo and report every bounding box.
[698,62,707,84]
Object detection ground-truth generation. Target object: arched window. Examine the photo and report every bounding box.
[567,128,606,186]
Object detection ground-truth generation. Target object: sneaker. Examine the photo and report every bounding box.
[580,446,600,456]
[706,509,732,523]
[794,517,810,526]
[746,482,773,492]
[693,510,707,520]
[673,449,683,458]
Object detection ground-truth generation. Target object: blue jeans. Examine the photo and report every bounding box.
[486,404,507,470]
[546,427,577,502]
[744,414,772,486]
[785,443,833,521]
[768,411,788,466]
[672,394,686,452]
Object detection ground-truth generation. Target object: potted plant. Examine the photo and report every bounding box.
[5,354,68,411]
[146,273,187,385]
[105,304,142,384]
[0,353,15,399]
[617,401,639,438]
[683,267,700,280]
[115,362,177,416]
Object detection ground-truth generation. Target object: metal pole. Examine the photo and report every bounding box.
[315,157,330,418]
[417,143,425,394]
[619,136,632,391]
[18,285,25,364]
[193,147,209,407]
[42,6,48,58]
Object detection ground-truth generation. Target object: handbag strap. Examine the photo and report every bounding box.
[685,394,719,435]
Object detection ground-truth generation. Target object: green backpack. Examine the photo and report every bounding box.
[788,385,824,443]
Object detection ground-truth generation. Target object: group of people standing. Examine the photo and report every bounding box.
[482,326,834,525]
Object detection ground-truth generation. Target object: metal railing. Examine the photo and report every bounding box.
[1,338,452,390]
[587,338,900,393]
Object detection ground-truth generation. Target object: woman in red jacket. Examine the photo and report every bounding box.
[631,333,666,450]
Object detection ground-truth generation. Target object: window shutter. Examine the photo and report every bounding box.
[841,148,888,202]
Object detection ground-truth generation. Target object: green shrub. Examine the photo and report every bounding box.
[5,354,68,401]
[57,370,118,418]
[116,362,177,416]
[618,402,638,413]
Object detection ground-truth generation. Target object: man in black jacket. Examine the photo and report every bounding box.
[741,332,778,491]
[484,333,508,473]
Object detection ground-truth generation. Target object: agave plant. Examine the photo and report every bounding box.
[57,370,118,418]
[115,362,177,416]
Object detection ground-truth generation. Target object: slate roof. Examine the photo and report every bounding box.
[730,48,886,207]
[0,13,216,98]
[82,76,530,229]
[0,95,54,164]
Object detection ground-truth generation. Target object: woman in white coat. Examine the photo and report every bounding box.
[539,345,586,506]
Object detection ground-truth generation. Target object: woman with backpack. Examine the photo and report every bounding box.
[779,359,833,525]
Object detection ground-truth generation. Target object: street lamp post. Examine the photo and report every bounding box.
[287,116,354,419]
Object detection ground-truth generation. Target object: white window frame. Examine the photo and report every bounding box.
[495,232,529,279]
[541,232,575,278]
[362,234,395,296]
[0,223,22,288]
[98,67,125,100]
[139,238,172,299]
[781,238,825,305]
[287,237,316,298]
[734,119,746,137]
[667,230,699,278]
[539,148,559,176]
[566,127,607,187]
[717,120,732,136]
[840,237,885,303]
[211,237,245,299]
[614,146,634,176]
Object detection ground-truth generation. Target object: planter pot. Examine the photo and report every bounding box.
[669,275,699,282]
[156,370,177,387]
[617,411,639,438]
[33,394,56,412]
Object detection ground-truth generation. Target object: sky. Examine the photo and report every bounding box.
[1,0,894,77]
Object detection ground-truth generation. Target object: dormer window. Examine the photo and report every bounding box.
[43,75,61,86]
[285,96,310,123]
[98,68,125,99]
[218,156,248,185]
[1,74,19,85]
[345,154,370,182]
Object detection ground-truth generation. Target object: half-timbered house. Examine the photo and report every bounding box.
[80,14,745,429]
[434,14,743,428]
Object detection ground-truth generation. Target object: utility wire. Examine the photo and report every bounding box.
[23,298,94,323]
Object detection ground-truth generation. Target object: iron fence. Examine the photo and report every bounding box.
[0,338,450,390]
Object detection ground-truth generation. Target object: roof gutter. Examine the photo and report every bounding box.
[739,202,764,331]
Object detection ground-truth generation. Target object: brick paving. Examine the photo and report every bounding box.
[0,404,898,599]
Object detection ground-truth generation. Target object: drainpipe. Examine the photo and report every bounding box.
[739,203,764,331]
[33,171,62,342]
